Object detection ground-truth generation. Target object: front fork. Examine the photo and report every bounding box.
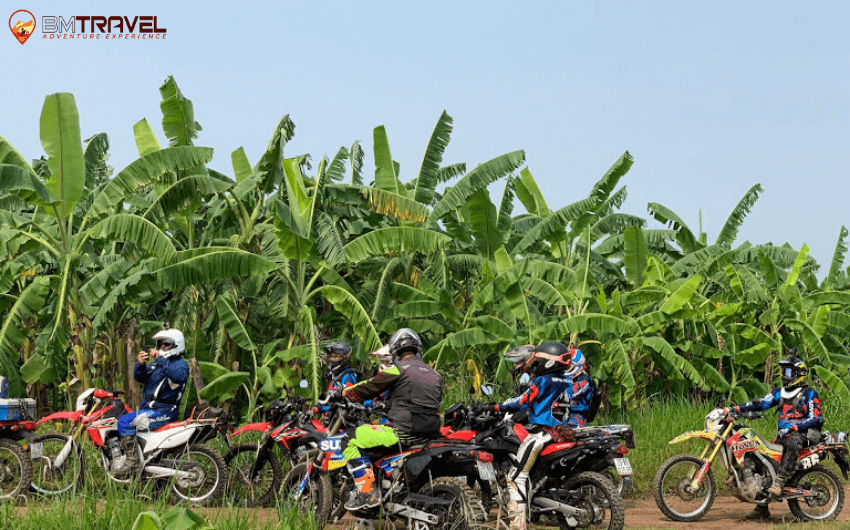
[248,436,275,481]
[689,423,734,492]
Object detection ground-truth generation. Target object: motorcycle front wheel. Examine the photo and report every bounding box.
[653,454,716,522]
[224,443,281,507]
[280,462,333,528]
[787,464,844,522]
[29,433,85,496]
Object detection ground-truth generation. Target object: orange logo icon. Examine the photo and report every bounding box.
[9,10,35,45]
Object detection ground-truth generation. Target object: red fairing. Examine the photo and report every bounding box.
[540,441,577,456]
[513,423,529,442]
[93,389,110,399]
[311,419,327,432]
[445,430,476,442]
[87,427,104,446]
[440,426,452,437]
[154,422,185,433]
[35,410,84,426]
[229,422,272,438]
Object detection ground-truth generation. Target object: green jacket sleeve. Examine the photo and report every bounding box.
[342,365,401,402]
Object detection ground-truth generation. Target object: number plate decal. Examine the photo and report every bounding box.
[613,457,633,476]
[476,460,496,481]
[30,442,43,458]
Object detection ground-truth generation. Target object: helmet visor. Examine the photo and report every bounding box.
[156,339,176,350]
[783,367,794,379]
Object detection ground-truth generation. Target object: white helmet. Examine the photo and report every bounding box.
[152,329,185,358]
[370,345,393,367]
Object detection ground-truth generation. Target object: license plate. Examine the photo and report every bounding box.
[30,442,43,459]
[476,460,496,481]
[613,457,633,476]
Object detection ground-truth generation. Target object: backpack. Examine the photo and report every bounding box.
[584,379,603,423]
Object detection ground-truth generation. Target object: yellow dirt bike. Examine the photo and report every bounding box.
[653,407,850,522]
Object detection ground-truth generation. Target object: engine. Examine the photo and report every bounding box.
[733,456,770,502]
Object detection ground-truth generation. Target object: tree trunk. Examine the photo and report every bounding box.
[124,318,139,408]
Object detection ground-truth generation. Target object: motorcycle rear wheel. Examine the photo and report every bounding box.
[559,471,624,530]
[168,444,226,506]
[787,464,844,522]
[653,454,716,522]
[417,476,488,529]
[0,438,32,501]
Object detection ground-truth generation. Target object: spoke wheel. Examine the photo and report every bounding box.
[0,439,31,501]
[559,471,624,530]
[30,434,85,496]
[788,465,844,521]
[417,476,488,530]
[225,443,281,507]
[169,444,225,506]
[653,455,716,522]
[281,462,333,528]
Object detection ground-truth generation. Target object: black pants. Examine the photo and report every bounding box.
[778,432,806,479]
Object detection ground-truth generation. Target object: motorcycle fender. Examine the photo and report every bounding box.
[230,422,272,438]
[139,425,199,452]
[669,430,717,444]
[35,410,84,426]
[833,449,850,480]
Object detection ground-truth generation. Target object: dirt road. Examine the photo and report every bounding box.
[621,487,850,529]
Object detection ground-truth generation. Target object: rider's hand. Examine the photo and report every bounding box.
[138,351,150,364]
[149,349,159,359]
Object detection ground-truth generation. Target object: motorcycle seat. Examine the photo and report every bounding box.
[153,421,184,433]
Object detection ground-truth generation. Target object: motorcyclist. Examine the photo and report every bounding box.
[322,341,361,392]
[480,341,580,530]
[337,329,443,511]
[115,328,189,474]
[727,352,822,520]
[552,348,594,427]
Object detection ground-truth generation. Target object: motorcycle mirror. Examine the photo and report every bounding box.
[299,379,309,389]
[480,385,494,396]
[519,373,530,386]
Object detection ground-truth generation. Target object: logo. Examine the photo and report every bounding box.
[319,437,342,453]
[9,9,35,44]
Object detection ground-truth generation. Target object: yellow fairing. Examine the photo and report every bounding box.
[670,431,718,444]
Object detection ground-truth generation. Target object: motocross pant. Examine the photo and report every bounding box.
[117,409,175,436]
[507,428,552,503]
[341,424,401,460]
[777,431,807,480]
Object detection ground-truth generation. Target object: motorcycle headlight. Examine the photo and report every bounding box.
[705,408,725,432]
[76,388,95,411]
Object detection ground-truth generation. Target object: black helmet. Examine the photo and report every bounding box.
[503,345,536,379]
[323,341,352,376]
[387,328,422,361]
[778,351,808,389]
[529,341,572,378]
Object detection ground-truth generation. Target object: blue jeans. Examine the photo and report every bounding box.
[117,409,175,436]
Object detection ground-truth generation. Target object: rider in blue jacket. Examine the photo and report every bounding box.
[114,328,189,474]
[729,353,822,519]
[484,342,586,530]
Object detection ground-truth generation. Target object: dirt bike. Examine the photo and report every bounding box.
[225,395,328,506]
[444,404,626,530]
[281,395,487,530]
[33,388,229,505]
[654,407,850,522]
[0,397,37,501]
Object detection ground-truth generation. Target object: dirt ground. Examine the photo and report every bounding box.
[620,487,850,529]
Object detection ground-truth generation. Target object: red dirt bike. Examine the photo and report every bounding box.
[654,407,850,522]
[224,395,329,506]
[0,397,37,501]
[34,388,229,505]
[281,393,488,529]
[442,403,626,530]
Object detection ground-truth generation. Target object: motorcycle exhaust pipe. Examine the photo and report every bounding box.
[143,465,194,479]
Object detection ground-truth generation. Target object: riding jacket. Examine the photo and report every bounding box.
[496,373,575,427]
[738,386,822,437]
[555,372,595,427]
[134,356,189,416]
[343,355,443,436]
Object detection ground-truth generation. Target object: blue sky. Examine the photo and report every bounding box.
[2,1,848,268]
